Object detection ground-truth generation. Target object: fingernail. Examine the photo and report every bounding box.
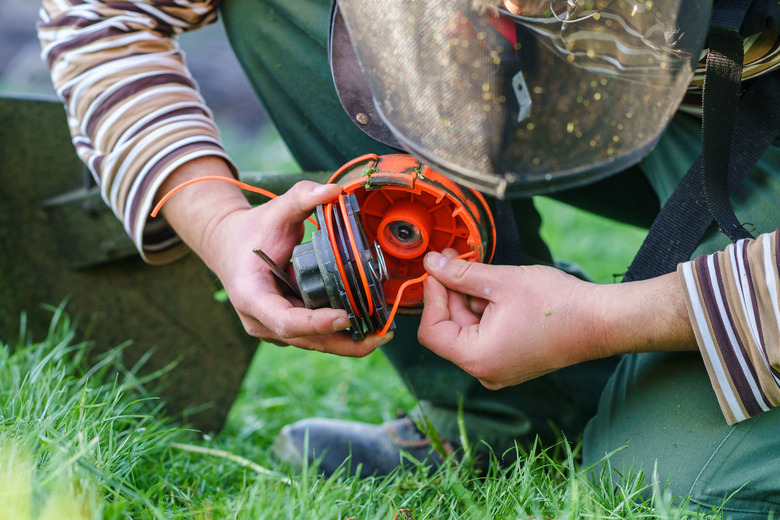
[332,316,350,331]
[375,332,394,347]
[426,251,449,270]
[313,184,328,194]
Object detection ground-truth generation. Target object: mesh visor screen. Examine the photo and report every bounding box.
[336,0,709,197]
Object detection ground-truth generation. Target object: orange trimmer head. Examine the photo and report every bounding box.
[291,154,495,340]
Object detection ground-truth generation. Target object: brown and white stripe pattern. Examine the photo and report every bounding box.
[37,0,235,264]
[679,229,780,424]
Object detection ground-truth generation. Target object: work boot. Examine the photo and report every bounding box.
[272,416,450,476]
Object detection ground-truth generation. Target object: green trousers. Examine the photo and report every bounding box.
[221,1,780,516]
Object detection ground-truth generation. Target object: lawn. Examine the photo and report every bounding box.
[1,303,725,519]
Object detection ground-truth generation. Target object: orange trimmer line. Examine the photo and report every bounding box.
[338,193,374,317]
[324,201,363,319]
[377,250,476,337]
[150,175,319,227]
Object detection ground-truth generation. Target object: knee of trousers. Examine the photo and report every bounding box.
[583,351,780,518]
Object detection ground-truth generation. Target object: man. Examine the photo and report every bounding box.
[38,0,780,515]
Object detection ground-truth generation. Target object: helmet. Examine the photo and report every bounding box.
[329,0,712,197]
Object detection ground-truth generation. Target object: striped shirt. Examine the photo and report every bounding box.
[679,229,780,424]
[37,0,235,264]
[37,1,780,423]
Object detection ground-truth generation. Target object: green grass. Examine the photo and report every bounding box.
[535,196,648,284]
[0,305,729,519]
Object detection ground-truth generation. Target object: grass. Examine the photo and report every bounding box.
[535,196,648,284]
[0,303,730,519]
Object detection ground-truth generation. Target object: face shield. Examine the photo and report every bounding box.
[330,0,711,197]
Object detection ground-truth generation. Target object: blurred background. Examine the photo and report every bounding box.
[0,0,297,173]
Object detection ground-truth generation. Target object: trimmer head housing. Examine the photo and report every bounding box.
[290,154,495,339]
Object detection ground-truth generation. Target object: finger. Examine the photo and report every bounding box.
[425,251,506,299]
[420,274,452,329]
[241,307,393,357]
[436,248,476,323]
[440,247,459,258]
[446,287,480,326]
[437,247,480,320]
[239,275,351,334]
[503,0,524,14]
[503,0,547,15]
[468,297,489,315]
[292,331,394,358]
[256,293,355,338]
[266,181,341,227]
[418,276,468,357]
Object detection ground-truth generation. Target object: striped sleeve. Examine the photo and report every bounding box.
[678,228,780,424]
[37,0,237,264]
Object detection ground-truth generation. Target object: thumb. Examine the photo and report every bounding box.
[269,181,341,225]
[424,251,499,299]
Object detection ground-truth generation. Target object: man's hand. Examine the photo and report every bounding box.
[157,156,392,357]
[418,249,696,389]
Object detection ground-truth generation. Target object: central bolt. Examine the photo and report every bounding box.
[389,221,421,243]
[377,202,434,259]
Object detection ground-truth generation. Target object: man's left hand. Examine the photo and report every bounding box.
[418,249,696,390]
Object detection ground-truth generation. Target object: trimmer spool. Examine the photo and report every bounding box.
[291,192,393,341]
[290,154,495,340]
[332,154,495,309]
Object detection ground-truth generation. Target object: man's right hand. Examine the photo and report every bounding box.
[156,156,392,357]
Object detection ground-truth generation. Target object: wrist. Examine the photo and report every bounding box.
[592,272,696,358]
[156,156,251,262]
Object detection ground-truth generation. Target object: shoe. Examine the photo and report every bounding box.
[272,416,449,476]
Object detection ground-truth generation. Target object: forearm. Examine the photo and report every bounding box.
[419,255,696,389]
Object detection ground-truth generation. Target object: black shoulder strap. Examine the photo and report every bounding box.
[701,0,755,243]
[623,0,780,282]
[624,71,780,282]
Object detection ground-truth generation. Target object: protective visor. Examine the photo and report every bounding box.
[330,0,711,197]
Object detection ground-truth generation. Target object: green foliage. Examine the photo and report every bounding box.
[0,306,728,519]
[535,196,648,284]
[0,306,182,519]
